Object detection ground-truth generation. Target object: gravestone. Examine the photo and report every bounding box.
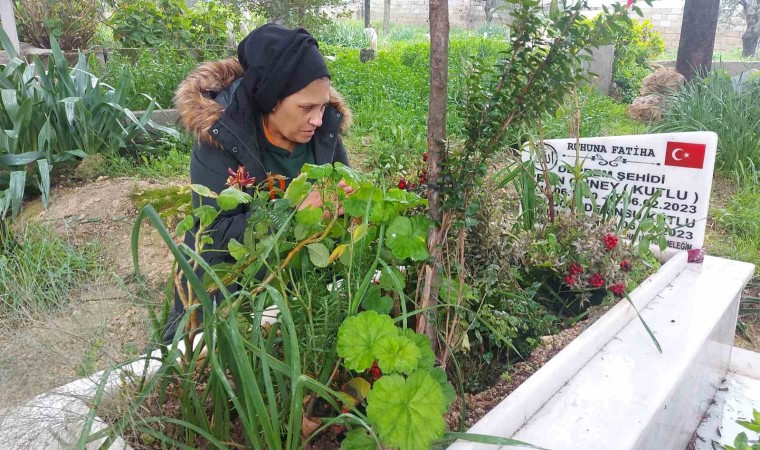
[523,131,718,252]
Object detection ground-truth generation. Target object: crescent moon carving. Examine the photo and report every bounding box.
[672,148,686,161]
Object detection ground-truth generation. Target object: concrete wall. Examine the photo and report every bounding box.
[345,0,749,53]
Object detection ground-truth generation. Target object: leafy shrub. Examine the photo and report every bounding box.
[0,31,174,219]
[13,0,100,50]
[109,0,237,48]
[650,71,760,176]
[591,17,665,102]
[100,47,234,110]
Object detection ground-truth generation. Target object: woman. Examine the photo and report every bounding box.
[165,24,353,341]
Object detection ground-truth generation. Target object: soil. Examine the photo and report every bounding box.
[0,177,180,407]
[444,305,611,430]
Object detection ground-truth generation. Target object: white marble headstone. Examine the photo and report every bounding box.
[522,131,718,251]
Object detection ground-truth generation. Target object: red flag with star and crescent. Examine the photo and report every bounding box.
[664,141,706,169]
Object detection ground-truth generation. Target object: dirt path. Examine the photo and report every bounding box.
[0,178,179,406]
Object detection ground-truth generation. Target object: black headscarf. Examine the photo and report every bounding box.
[227,23,330,123]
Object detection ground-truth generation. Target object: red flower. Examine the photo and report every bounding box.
[265,174,286,200]
[564,275,576,286]
[609,282,626,298]
[620,259,632,272]
[226,166,255,190]
[589,273,605,288]
[568,263,583,276]
[422,152,429,162]
[603,233,619,251]
[398,178,407,190]
[408,182,417,189]
[369,360,382,379]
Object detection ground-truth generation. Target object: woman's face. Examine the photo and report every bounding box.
[267,77,331,147]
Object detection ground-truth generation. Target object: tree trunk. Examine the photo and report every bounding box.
[676,0,720,81]
[383,0,391,35]
[364,0,371,28]
[417,0,449,352]
[740,0,759,58]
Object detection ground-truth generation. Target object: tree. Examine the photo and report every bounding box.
[417,0,449,352]
[483,0,502,25]
[383,0,390,34]
[676,0,720,80]
[720,0,759,57]
[243,0,346,31]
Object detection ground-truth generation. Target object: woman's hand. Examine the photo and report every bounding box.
[297,179,354,217]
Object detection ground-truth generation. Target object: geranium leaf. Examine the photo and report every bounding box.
[366,371,446,450]
[375,335,420,374]
[400,328,436,370]
[217,187,252,211]
[385,216,431,261]
[341,428,378,450]
[175,215,194,236]
[337,311,398,372]
[428,367,456,408]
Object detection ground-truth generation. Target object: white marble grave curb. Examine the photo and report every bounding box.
[450,254,755,450]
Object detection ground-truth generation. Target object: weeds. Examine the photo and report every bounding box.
[0,224,100,325]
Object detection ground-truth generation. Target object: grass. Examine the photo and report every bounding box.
[654,46,759,61]
[104,133,193,180]
[649,71,760,177]
[708,177,760,268]
[130,185,192,229]
[0,224,101,325]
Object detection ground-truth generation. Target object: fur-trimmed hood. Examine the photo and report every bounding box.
[174,58,353,146]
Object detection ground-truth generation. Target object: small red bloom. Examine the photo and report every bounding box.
[603,233,619,251]
[226,166,256,190]
[564,275,576,286]
[369,360,382,379]
[589,273,605,288]
[422,152,429,162]
[398,178,407,190]
[408,183,417,189]
[609,282,626,298]
[620,259,633,272]
[568,263,584,276]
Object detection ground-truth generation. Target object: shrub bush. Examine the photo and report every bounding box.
[109,0,237,49]
[0,32,174,219]
[591,17,665,102]
[13,0,100,50]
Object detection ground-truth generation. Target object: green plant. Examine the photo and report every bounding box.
[0,224,100,325]
[650,71,760,177]
[13,0,101,50]
[590,17,664,102]
[243,0,349,34]
[0,30,175,219]
[109,0,237,48]
[85,162,536,449]
[105,132,193,179]
[725,408,760,450]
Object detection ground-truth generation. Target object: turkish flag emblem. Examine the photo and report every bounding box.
[664,141,706,169]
